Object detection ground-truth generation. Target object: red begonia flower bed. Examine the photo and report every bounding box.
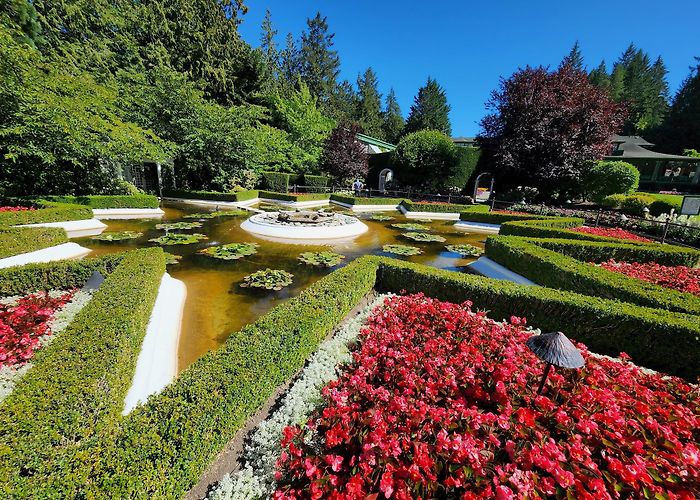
[274,294,699,499]
[0,206,34,212]
[571,226,653,243]
[493,210,533,216]
[0,292,73,367]
[599,259,700,297]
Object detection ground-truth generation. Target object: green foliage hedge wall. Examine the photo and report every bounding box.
[261,171,291,192]
[330,194,403,206]
[0,227,67,259]
[0,201,92,226]
[401,200,488,213]
[162,189,259,202]
[45,195,160,209]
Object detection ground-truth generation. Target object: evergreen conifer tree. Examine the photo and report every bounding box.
[404,77,451,136]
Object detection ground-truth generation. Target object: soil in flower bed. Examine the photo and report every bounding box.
[274,294,699,499]
[599,259,700,297]
[0,291,74,367]
[572,226,653,243]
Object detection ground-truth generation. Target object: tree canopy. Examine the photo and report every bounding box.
[404,77,452,136]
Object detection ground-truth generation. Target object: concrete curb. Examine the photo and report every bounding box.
[468,256,537,285]
[0,242,92,269]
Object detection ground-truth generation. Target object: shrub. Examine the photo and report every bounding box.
[459,211,557,224]
[584,160,639,201]
[391,130,458,189]
[320,123,368,181]
[302,174,329,190]
[45,195,159,209]
[600,193,627,208]
[571,226,652,242]
[401,199,486,214]
[485,235,700,315]
[0,249,165,497]
[261,171,291,193]
[619,193,656,215]
[649,198,681,216]
[599,260,700,297]
[329,194,402,206]
[259,191,330,202]
[0,227,67,259]
[444,146,480,192]
[0,201,92,226]
[162,189,259,203]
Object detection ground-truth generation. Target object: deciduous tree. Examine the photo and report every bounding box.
[320,123,368,181]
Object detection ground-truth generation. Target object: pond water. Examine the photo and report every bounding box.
[77,202,487,371]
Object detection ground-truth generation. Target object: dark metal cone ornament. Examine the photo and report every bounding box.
[526,331,584,395]
[81,271,105,292]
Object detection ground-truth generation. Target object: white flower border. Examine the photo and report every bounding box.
[208,294,391,500]
[0,289,94,403]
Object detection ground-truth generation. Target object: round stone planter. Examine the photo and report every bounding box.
[240,212,369,241]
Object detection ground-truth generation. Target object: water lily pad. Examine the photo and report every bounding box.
[445,244,482,257]
[155,221,202,230]
[258,203,285,212]
[298,251,345,267]
[382,244,422,256]
[91,231,142,241]
[414,219,433,223]
[240,269,294,291]
[402,232,446,243]
[391,223,429,231]
[149,233,208,245]
[164,253,182,265]
[184,209,248,219]
[199,242,259,260]
[370,214,395,221]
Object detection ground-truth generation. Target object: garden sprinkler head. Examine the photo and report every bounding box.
[526,331,584,395]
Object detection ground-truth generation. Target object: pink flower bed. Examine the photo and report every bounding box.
[275,294,699,499]
[572,226,653,243]
[493,210,533,216]
[599,260,700,297]
[0,206,34,212]
[0,292,73,367]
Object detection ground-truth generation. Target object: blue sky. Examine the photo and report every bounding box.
[238,0,700,137]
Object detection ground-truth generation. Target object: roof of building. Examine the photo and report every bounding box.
[606,142,700,161]
[356,133,396,152]
[612,135,655,147]
[452,137,477,143]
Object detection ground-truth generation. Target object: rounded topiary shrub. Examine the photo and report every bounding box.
[391,130,457,189]
[619,193,656,215]
[584,161,639,202]
[649,198,682,216]
[600,193,627,208]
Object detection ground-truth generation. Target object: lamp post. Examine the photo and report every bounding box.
[526,331,584,395]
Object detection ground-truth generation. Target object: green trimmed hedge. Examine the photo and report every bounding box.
[0,227,68,259]
[303,174,329,189]
[162,189,259,202]
[261,171,291,192]
[259,191,330,202]
[84,256,380,497]
[330,194,403,206]
[401,199,488,213]
[0,201,92,227]
[485,235,700,315]
[0,248,166,498]
[375,257,699,379]
[45,195,160,209]
[460,211,558,224]
[0,253,125,295]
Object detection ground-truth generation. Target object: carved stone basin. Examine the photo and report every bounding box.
[277,209,335,224]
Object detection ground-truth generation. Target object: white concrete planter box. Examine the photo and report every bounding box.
[454,221,502,234]
[93,208,165,219]
[0,242,91,269]
[468,257,537,285]
[14,218,107,238]
[123,272,187,415]
[398,204,460,220]
[330,200,400,212]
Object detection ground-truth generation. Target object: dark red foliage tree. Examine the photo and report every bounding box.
[478,63,626,199]
[320,123,369,182]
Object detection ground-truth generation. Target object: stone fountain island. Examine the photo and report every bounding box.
[240,208,369,240]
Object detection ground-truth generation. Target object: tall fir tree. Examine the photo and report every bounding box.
[382,88,404,144]
[300,12,340,108]
[356,67,383,138]
[279,32,301,90]
[588,60,610,91]
[563,41,584,70]
[404,77,451,136]
[259,9,278,76]
[609,63,626,100]
[653,58,700,153]
[329,79,358,123]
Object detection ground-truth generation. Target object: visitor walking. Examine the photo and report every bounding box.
[352,178,363,197]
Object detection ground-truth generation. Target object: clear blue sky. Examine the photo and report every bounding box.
[238,0,700,137]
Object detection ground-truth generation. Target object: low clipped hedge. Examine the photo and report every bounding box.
[0,200,92,226]
[485,235,700,315]
[0,253,125,295]
[0,227,68,259]
[0,248,166,498]
[375,257,699,380]
[82,256,380,498]
[401,199,488,213]
[259,191,330,202]
[46,195,159,209]
[497,217,648,243]
[460,211,558,224]
[162,188,259,203]
[330,194,403,206]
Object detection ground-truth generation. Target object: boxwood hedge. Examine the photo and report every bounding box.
[162,189,259,203]
[330,194,403,206]
[258,191,330,202]
[0,227,68,260]
[401,199,489,214]
[459,211,558,224]
[485,235,700,315]
[0,248,166,498]
[45,195,160,209]
[498,217,640,242]
[0,200,92,227]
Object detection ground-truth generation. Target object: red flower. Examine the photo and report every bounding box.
[572,226,653,242]
[597,259,700,297]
